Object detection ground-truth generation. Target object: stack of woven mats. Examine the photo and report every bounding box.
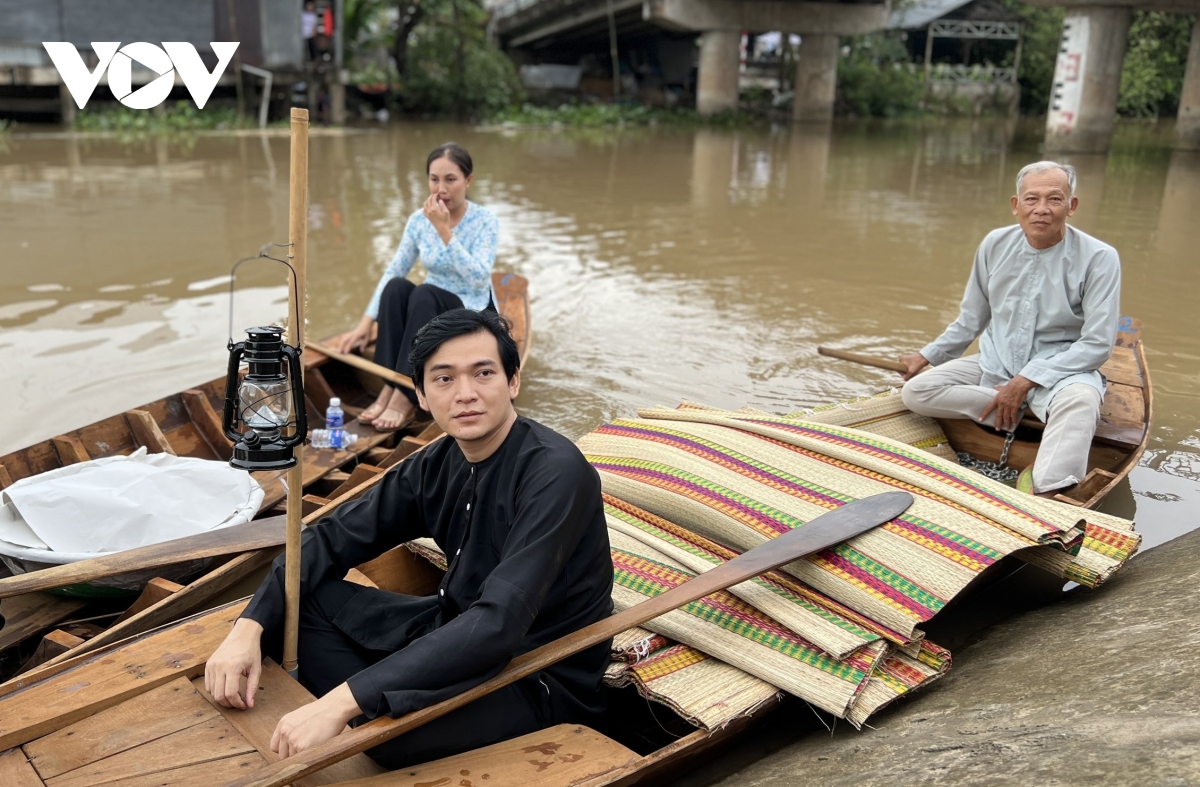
[575,391,1140,731]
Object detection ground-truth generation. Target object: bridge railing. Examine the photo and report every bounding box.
[927,63,1017,84]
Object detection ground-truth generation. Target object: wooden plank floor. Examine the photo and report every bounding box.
[329,724,639,787]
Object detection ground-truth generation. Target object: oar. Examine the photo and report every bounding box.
[224,490,914,787]
[306,340,415,390]
[817,346,909,374]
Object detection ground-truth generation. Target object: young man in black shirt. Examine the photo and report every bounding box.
[205,309,613,768]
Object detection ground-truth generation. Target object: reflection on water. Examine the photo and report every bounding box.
[0,120,1197,548]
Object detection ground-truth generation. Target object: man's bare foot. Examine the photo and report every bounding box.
[374,389,415,432]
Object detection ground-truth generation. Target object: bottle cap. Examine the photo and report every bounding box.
[329,397,341,407]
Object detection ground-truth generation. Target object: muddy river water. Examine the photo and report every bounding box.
[0,119,1197,550]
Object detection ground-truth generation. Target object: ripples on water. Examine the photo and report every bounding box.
[0,119,1197,547]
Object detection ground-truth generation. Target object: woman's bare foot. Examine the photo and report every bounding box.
[358,387,392,423]
[374,388,416,432]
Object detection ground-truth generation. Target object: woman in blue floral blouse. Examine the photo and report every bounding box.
[336,143,500,431]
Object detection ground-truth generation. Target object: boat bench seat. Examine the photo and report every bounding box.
[1016,346,1147,450]
[328,723,640,787]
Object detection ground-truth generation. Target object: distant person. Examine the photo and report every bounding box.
[898,161,1121,496]
[336,143,500,432]
[302,1,318,62]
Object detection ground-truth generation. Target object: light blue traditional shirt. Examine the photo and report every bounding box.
[365,201,499,318]
[921,224,1122,420]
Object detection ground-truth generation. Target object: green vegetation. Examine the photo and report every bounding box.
[1006,2,1064,115]
[489,102,757,127]
[75,101,259,133]
[345,0,522,119]
[836,33,926,117]
[1119,13,1196,118]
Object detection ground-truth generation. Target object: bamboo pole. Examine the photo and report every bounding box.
[284,107,310,673]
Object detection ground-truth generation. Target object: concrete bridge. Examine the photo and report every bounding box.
[496,0,1200,151]
[493,0,890,121]
[1036,0,1200,152]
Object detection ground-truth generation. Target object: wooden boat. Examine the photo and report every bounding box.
[0,271,531,673]
[0,317,1152,787]
[820,315,1151,509]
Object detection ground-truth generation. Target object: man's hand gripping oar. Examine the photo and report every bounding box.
[222,491,914,787]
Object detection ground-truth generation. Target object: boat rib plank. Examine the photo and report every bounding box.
[24,677,219,780]
[191,659,386,786]
[183,389,234,461]
[0,749,45,787]
[125,410,177,455]
[37,552,278,670]
[51,435,90,465]
[0,592,87,651]
[44,716,254,787]
[0,601,247,751]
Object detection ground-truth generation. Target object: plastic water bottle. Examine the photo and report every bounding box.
[325,397,345,450]
[310,428,357,450]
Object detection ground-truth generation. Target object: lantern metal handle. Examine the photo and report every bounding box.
[222,341,248,444]
[280,342,308,447]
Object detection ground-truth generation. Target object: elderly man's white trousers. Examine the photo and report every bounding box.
[900,355,1102,493]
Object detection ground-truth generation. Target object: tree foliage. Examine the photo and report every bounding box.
[1004,1,1064,115]
[1118,13,1196,118]
[836,33,926,117]
[344,0,522,118]
[402,0,523,118]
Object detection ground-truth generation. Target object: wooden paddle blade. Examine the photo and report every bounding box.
[223,491,912,787]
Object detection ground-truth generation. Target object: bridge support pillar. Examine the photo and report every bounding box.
[1044,6,1132,154]
[697,30,740,115]
[1175,19,1200,150]
[792,34,839,123]
[59,83,76,126]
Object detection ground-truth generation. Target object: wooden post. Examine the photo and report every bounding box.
[284,107,310,673]
[607,0,621,98]
[924,24,935,80]
[1011,27,1023,84]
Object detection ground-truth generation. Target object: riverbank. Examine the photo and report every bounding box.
[697,526,1200,786]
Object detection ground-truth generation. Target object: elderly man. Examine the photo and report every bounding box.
[899,161,1121,495]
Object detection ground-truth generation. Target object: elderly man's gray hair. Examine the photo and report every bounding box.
[1016,161,1077,198]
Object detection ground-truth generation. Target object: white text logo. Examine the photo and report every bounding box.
[43,42,240,109]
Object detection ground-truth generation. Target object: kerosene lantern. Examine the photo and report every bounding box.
[222,325,308,470]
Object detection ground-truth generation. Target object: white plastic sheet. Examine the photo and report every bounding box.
[0,448,263,563]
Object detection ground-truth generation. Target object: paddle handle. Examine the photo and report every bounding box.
[817,346,909,374]
[306,340,415,391]
[225,491,913,787]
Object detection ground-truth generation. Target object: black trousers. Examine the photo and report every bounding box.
[374,279,464,405]
[272,578,545,770]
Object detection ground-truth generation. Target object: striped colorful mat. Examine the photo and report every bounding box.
[655,401,1142,590]
[397,395,1138,732]
[605,497,952,725]
[580,417,1057,638]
